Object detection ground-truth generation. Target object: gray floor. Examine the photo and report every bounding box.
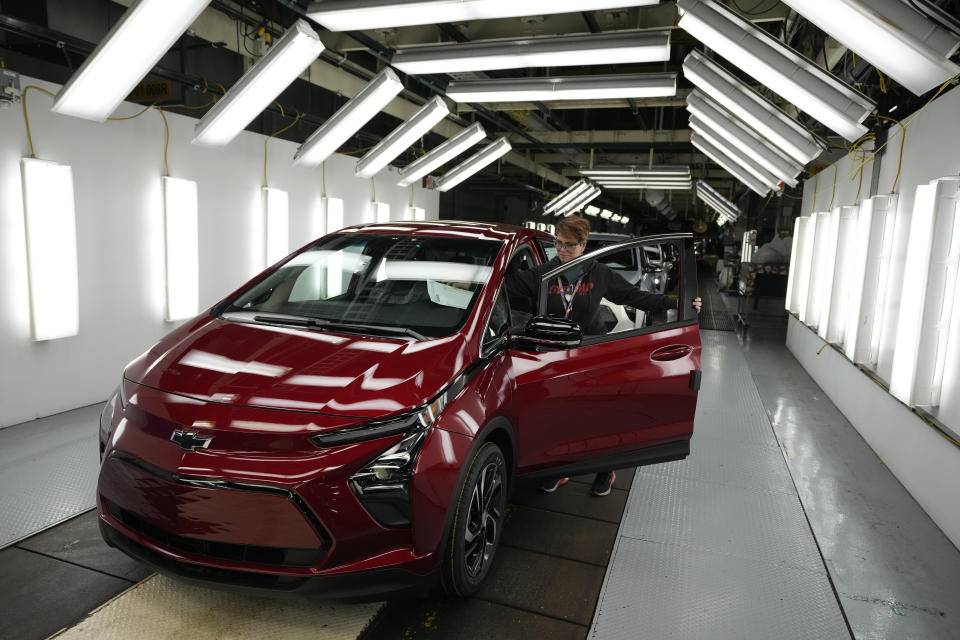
[3,293,960,640]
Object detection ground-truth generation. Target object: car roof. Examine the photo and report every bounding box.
[338,220,552,242]
[588,232,635,242]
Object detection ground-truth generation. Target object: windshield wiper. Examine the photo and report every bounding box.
[252,315,426,341]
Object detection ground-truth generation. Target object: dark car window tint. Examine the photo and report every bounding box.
[585,240,637,271]
[223,234,502,339]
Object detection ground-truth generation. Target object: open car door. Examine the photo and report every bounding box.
[508,234,701,482]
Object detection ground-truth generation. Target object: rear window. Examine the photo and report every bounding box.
[222,233,502,339]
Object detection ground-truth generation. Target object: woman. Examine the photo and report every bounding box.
[510,215,701,496]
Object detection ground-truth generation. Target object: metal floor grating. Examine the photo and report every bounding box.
[697,275,736,331]
[589,330,849,640]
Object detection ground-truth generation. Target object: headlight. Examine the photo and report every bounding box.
[342,392,449,527]
[99,387,120,460]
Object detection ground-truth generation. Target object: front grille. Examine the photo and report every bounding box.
[102,497,324,568]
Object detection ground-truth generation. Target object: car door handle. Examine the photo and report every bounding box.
[650,344,692,361]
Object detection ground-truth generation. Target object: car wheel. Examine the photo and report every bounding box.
[441,442,506,596]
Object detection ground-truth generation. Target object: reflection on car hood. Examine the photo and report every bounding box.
[123,317,469,420]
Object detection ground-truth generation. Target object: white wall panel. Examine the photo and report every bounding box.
[0,76,439,427]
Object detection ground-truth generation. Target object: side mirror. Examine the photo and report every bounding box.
[513,316,582,351]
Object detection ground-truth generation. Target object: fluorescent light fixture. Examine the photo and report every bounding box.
[370,202,390,223]
[611,214,622,223]
[845,194,898,364]
[689,116,782,191]
[795,214,819,323]
[435,137,512,192]
[823,205,859,344]
[262,187,289,265]
[51,0,211,121]
[162,177,199,321]
[585,205,601,216]
[544,180,592,215]
[581,166,691,178]
[307,0,660,31]
[396,122,486,187]
[556,186,602,216]
[536,223,548,231]
[816,208,843,340]
[696,180,740,220]
[392,31,671,75]
[356,96,449,178]
[320,196,344,235]
[446,73,677,103]
[193,20,324,146]
[690,133,771,197]
[687,90,802,187]
[295,69,404,168]
[890,177,960,407]
[781,0,960,96]
[599,181,692,190]
[20,158,79,340]
[621,216,630,224]
[683,51,826,165]
[600,210,613,219]
[785,216,802,312]
[803,211,833,329]
[678,0,875,141]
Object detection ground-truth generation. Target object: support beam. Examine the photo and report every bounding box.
[505,129,690,145]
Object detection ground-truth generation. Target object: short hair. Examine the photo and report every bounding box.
[556,215,590,243]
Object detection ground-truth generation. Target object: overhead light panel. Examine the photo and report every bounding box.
[446,73,677,103]
[193,20,324,147]
[52,0,212,121]
[687,90,802,187]
[307,0,660,31]
[601,182,692,190]
[600,210,614,219]
[392,31,671,75]
[295,69,404,168]
[691,133,770,197]
[689,117,781,192]
[544,180,592,215]
[356,96,449,178]
[696,180,740,221]
[435,137,512,192]
[580,166,691,178]
[396,122,486,187]
[678,0,875,141]
[556,185,602,216]
[781,0,960,97]
[683,50,826,165]
[20,158,79,341]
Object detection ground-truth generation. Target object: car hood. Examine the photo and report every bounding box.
[124,317,471,420]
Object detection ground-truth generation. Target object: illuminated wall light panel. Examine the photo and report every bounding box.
[392,31,671,75]
[677,0,876,141]
[823,205,859,344]
[445,73,677,103]
[435,137,512,192]
[320,196,344,235]
[368,201,391,223]
[816,208,843,339]
[890,177,960,407]
[600,210,613,219]
[397,122,486,188]
[356,96,449,178]
[691,133,771,197]
[193,20,324,147]
[262,187,289,266]
[781,0,960,97]
[536,223,548,231]
[784,216,803,312]
[796,214,820,323]
[52,0,212,121]
[20,158,79,341]
[689,117,782,191]
[162,177,199,321]
[524,221,537,229]
[405,206,425,221]
[687,90,802,187]
[804,211,835,331]
[307,0,660,31]
[844,194,898,364]
[682,50,826,165]
[295,69,404,168]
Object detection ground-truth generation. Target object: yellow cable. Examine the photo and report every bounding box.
[371,177,376,202]
[21,85,57,157]
[829,164,838,209]
[410,185,415,207]
[876,68,887,93]
[871,113,906,193]
[158,108,170,176]
[322,161,327,197]
[263,108,302,187]
[107,101,159,121]
[812,172,818,210]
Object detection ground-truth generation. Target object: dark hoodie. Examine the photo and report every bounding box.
[507,256,677,334]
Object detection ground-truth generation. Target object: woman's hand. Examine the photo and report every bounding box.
[692,297,702,313]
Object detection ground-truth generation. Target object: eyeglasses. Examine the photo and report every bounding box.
[555,238,585,250]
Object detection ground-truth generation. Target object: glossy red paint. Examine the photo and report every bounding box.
[97,221,700,598]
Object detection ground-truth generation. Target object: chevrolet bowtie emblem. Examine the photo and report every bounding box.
[170,429,213,451]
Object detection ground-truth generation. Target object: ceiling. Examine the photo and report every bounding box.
[1,0,958,229]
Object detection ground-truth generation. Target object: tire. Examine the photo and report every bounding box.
[441,442,507,597]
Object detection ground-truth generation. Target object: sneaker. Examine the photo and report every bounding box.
[591,471,616,496]
[539,477,569,493]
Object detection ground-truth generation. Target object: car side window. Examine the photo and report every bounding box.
[536,239,557,262]
[482,291,510,354]
[504,247,537,333]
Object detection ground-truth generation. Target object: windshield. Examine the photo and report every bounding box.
[221,233,502,339]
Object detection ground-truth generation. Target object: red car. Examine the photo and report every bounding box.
[97,221,701,599]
